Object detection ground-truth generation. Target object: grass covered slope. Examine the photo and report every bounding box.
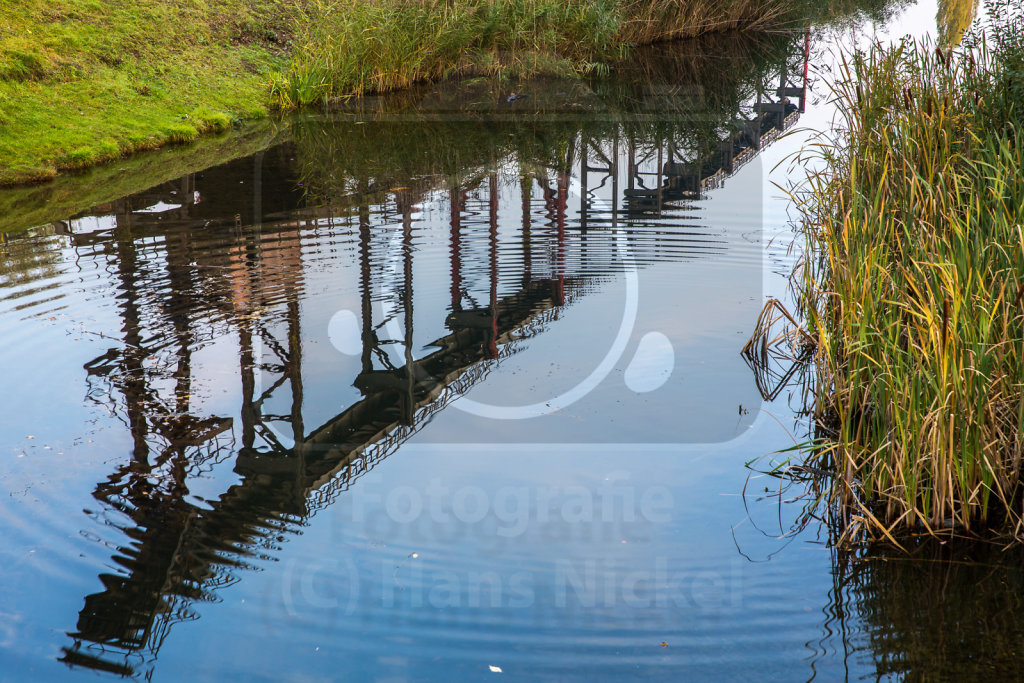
[798,3,1024,541]
[1,0,810,185]
[4,0,907,187]
[0,0,294,185]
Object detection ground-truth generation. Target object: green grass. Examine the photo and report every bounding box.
[795,1,1024,542]
[0,28,793,233]
[272,0,799,106]
[0,0,294,185]
[0,119,289,234]
[0,0,894,186]
[0,0,824,184]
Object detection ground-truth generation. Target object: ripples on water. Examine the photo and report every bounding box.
[1,5,1016,680]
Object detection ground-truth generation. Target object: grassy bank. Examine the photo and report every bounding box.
[0,1,295,185]
[0,0,819,186]
[0,29,794,235]
[796,1,1024,542]
[0,119,289,234]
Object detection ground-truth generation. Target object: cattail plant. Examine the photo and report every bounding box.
[796,19,1024,543]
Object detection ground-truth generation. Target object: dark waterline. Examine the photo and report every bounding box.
[1,3,1019,680]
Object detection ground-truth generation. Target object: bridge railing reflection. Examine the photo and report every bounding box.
[59,30,810,677]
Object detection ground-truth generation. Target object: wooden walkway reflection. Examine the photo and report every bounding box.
[58,33,809,677]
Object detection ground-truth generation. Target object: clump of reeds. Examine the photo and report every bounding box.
[272,0,795,106]
[796,10,1024,542]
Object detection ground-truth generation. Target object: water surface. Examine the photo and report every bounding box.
[1,3,1016,680]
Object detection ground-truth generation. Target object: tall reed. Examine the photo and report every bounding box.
[272,0,795,106]
[797,19,1024,540]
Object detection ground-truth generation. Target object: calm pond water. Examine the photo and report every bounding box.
[2,1,1020,680]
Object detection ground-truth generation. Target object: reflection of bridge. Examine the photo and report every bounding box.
[59,160,596,677]
[600,28,808,218]
[58,34,809,678]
